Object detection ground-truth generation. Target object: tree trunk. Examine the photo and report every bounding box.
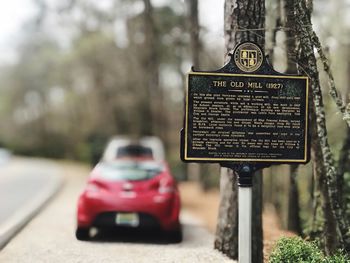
[252,171,263,262]
[283,0,297,74]
[223,0,265,54]
[310,104,339,253]
[186,0,201,183]
[215,168,238,259]
[336,52,350,210]
[294,0,350,253]
[187,0,200,69]
[187,0,211,189]
[287,165,302,234]
[337,130,350,210]
[215,1,265,262]
[283,0,302,235]
[142,0,164,138]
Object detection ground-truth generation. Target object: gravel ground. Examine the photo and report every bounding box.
[0,161,234,263]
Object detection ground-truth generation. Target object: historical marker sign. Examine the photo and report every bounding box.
[181,42,309,164]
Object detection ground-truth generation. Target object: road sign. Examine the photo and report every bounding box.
[181,42,309,164]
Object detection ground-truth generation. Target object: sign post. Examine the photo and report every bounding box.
[222,163,266,263]
[180,42,310,262]
[237,165,253,263]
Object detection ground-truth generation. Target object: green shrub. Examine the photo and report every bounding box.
[269,237,323,263]
[269,237,350,263]
[323,251,350,263]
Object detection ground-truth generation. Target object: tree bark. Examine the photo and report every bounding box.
[287,165,302,235]
[215,168,238,259]
[215,1,265,262]
[224,0,265,57]
[187,0,200,69]
[142,0,164,138]
[266,0,281,61]
[283,0,302,235]
[252,171,263,262]
[337,130,350,209]
[294,0,350,253]
[283,0,297,73]
[309,104,339,253]
[187,0,212,190]
[336,52,350,210]
[283,0,339,252]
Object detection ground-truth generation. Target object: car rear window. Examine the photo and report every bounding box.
[116,145,153,159]
[97,161,164,181]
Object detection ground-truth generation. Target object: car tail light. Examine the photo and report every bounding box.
[149,181,160,191]
[86,180,108,193]
[158,179,175,194]
[86,183,100,193]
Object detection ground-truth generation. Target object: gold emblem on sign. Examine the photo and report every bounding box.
[234,42,263,72]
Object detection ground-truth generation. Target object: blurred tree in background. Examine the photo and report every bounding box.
[0,0,193,167]
[0,0,224,183]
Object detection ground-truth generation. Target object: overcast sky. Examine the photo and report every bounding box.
[0,0,224,63]
[0,0,35,62]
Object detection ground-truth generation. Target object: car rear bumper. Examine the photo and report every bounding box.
[77,193,180,231]
[92,212,161,228]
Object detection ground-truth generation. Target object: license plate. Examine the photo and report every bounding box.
[116,213,139,227]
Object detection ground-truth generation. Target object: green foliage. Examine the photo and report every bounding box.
[323,251,350,263]
[8,131,67,159]
[269,237,350,263]
[269,237,323,263]
[74,143,92,164]
[324,251,350,263]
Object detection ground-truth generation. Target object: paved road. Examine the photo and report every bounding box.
[0,158,62,248]
[0,160,233,263]
[0,158,60,224]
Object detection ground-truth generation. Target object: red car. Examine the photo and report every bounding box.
[76,158,181,242]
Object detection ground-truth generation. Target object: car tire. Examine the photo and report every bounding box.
[75,227,90,241]
[167,228,182,243]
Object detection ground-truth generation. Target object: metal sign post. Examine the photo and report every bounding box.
[225,163,262,263]
[237,165,254,263]
[238,184,252,263]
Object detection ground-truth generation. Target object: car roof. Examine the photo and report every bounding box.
[102,136,165,162]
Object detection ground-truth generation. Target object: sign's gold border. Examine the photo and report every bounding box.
[184,72,309,163]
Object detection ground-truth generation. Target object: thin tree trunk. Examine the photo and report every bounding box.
[283,0,302,235]
[215,0,265,261]
[142,0,164,138]
[310,106,338,253]
[186,0,202,183]
[310,165,321,236]
[284,0,297,73]
[336,53,350,210]
[252,171,263,262]
[267,0,282,60]
[188,0,200,69]
[287,165,302,234]
[337,130,350,209]
[187,0,211,190]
